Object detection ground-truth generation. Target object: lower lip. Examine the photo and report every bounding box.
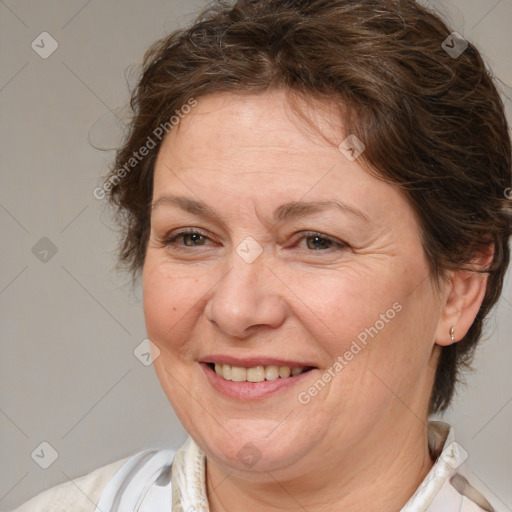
[201,363,316,400]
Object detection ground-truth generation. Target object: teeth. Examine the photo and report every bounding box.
[247,366,265,382]
[231,366,247,382]
[222,364,232,381]
[279,366,291,378]
[265,365,279,381]
[212,363,308,382]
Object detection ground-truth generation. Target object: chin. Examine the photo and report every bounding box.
[189,415,325,475]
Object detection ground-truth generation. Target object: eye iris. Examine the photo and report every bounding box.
[307,236,331,250]
[184,233,204,246]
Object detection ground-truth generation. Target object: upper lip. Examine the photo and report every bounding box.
[200,355,317,368]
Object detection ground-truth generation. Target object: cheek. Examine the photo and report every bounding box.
[142,254,209,351]
[289,261,438,403]
[287,266,406,358]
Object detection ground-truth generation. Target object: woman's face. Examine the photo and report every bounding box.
[143,90,443,476]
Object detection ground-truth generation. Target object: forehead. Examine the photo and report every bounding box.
[159,90,346,163]
[151,90,410,227]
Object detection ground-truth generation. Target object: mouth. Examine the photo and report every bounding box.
[206,362,316,382]
[200,358,318,400]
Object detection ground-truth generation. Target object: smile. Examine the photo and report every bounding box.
[209,363,314,382]
[201,360,318,400]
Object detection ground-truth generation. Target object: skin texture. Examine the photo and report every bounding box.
[142,90,490,511]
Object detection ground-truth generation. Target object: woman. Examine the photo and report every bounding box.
[14,0,511,510]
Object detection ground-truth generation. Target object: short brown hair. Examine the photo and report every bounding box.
[105,0,512,413]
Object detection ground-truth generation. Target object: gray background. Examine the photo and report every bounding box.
[0,0,510,510]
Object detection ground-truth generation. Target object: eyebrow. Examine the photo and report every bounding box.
[151,195,370,224]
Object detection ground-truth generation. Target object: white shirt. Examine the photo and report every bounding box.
[11,421,505,511]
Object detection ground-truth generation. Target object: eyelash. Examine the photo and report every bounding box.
[160,228,348,252]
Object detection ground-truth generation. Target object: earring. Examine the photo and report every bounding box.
[450,326,455,345]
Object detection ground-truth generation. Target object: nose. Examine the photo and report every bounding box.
[204,251,287,339]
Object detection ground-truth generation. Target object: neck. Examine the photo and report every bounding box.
[205,420,434,512]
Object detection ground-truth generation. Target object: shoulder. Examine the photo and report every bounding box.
[427,468,509,512]
[94,448,176,511]
[11,448,177,512]
[406,422,507,512]
[10,455,131,512]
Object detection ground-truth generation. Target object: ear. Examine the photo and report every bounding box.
[435,244,494,347]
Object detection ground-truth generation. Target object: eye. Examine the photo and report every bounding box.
[294,231,348,251]
[158,228,348,253]
[161,228,212,248]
